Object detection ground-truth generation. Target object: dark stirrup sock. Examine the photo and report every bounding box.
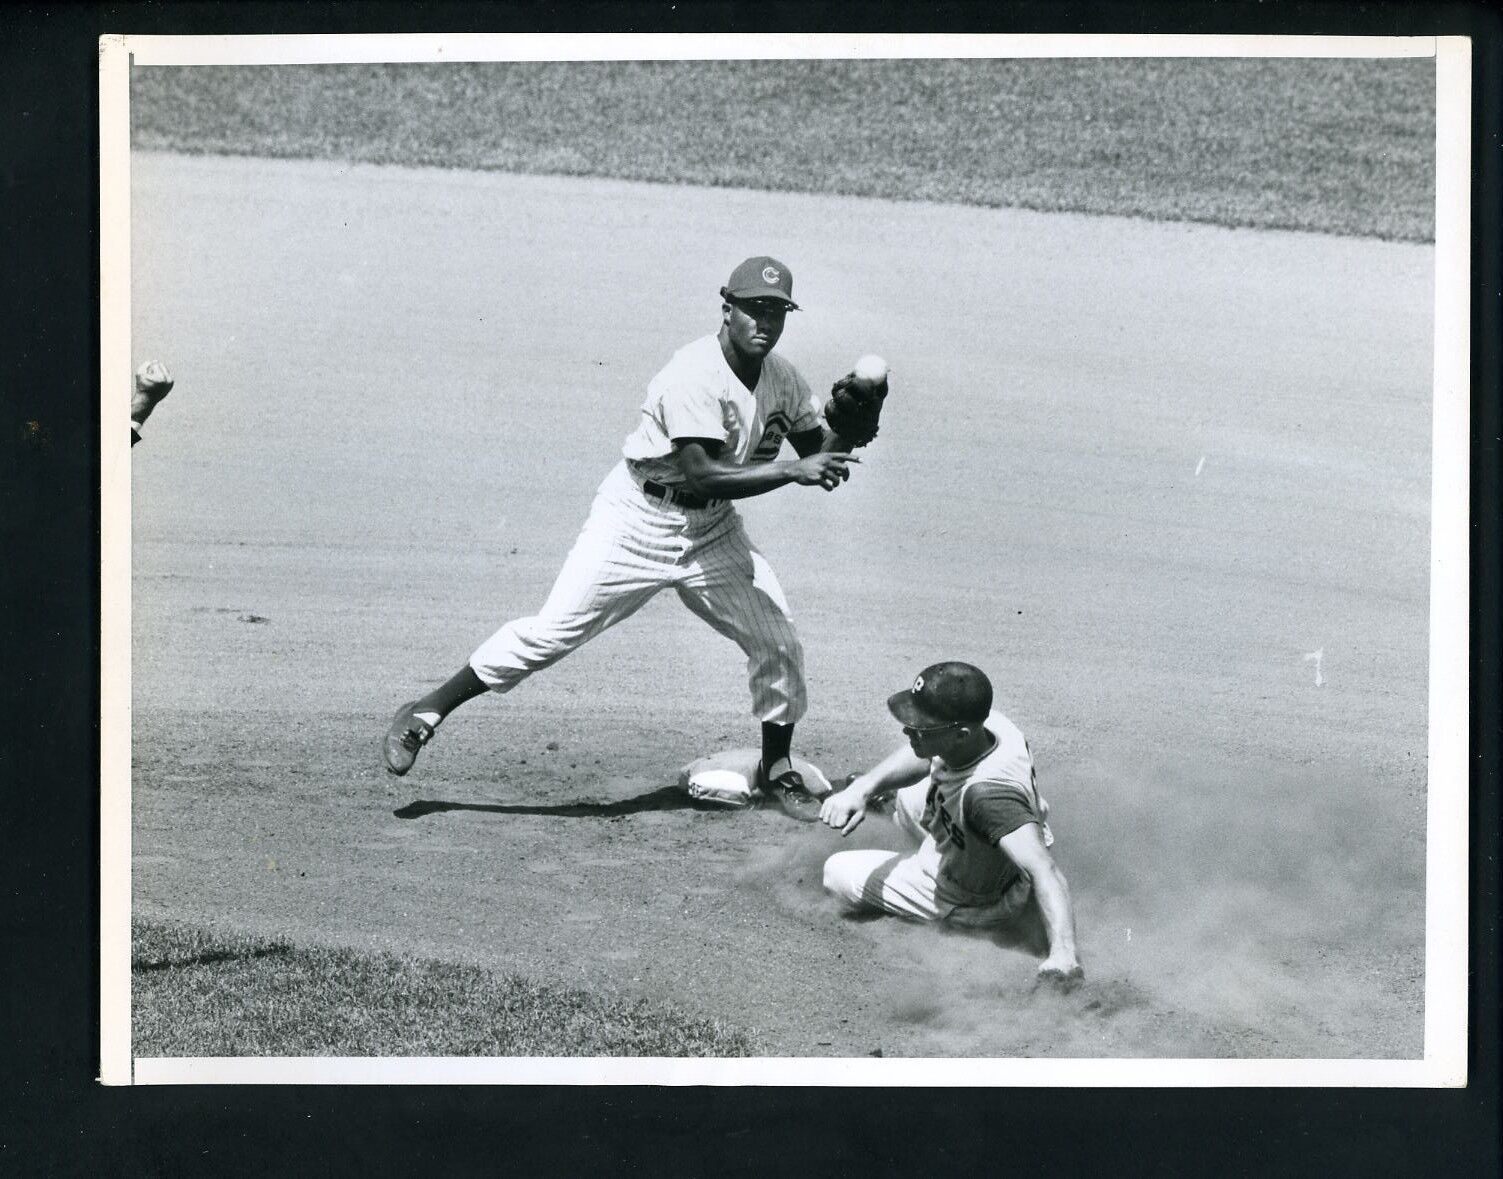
[414,665,489,723]
[760,721,795,777]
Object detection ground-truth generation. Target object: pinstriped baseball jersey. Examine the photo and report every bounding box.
[467,332,816,725]
[622,335,819,483]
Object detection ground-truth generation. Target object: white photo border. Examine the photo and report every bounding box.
[99,31,1470,1088]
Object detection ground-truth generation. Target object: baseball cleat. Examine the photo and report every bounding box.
[381,700,434,776]
[759,763,821,823]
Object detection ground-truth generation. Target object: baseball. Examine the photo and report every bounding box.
[852,353,889,388]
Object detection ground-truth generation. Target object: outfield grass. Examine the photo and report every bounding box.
[133,921,756,1057]
[130,57,1434,241]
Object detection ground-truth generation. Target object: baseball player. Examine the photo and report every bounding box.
[130,360,175,445]
[381,256,888,822]
[820,662,1084,985]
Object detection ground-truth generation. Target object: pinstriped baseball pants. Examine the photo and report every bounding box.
[469,461,808,723]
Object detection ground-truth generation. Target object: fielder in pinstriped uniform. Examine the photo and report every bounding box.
[820,662,1084,985]
[381,256,864,821]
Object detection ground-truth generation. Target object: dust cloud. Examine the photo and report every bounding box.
[736,748,1424,1057]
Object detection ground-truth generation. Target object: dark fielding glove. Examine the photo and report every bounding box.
[822,372,888,448]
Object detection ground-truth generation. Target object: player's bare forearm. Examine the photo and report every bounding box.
[678,457,804,499]
[1030,863,1080,964]
[998,825,1082,978]
[672,439,856,499]
[848,742,930,802]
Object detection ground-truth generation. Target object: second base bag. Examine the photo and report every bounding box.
[677,748,834,809]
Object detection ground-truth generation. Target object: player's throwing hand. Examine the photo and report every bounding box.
[792,452,858,491]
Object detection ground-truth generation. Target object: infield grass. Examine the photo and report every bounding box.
[133,921,757,1057]
[130,57,1434,241]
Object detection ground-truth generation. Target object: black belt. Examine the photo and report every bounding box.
[642,479,722,511]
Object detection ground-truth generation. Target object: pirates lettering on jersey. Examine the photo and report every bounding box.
[913,781,973,848]
[750,410,792,463]
[932,792,967,849]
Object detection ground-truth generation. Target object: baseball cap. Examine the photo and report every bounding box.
[887,662,993,728]
[720,256,799,309]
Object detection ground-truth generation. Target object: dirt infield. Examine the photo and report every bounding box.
[130,151,1432,1057]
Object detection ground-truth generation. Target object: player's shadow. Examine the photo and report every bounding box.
[393,783,704,821]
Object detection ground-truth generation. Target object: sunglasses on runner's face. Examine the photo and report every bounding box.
[902,721,961,738]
